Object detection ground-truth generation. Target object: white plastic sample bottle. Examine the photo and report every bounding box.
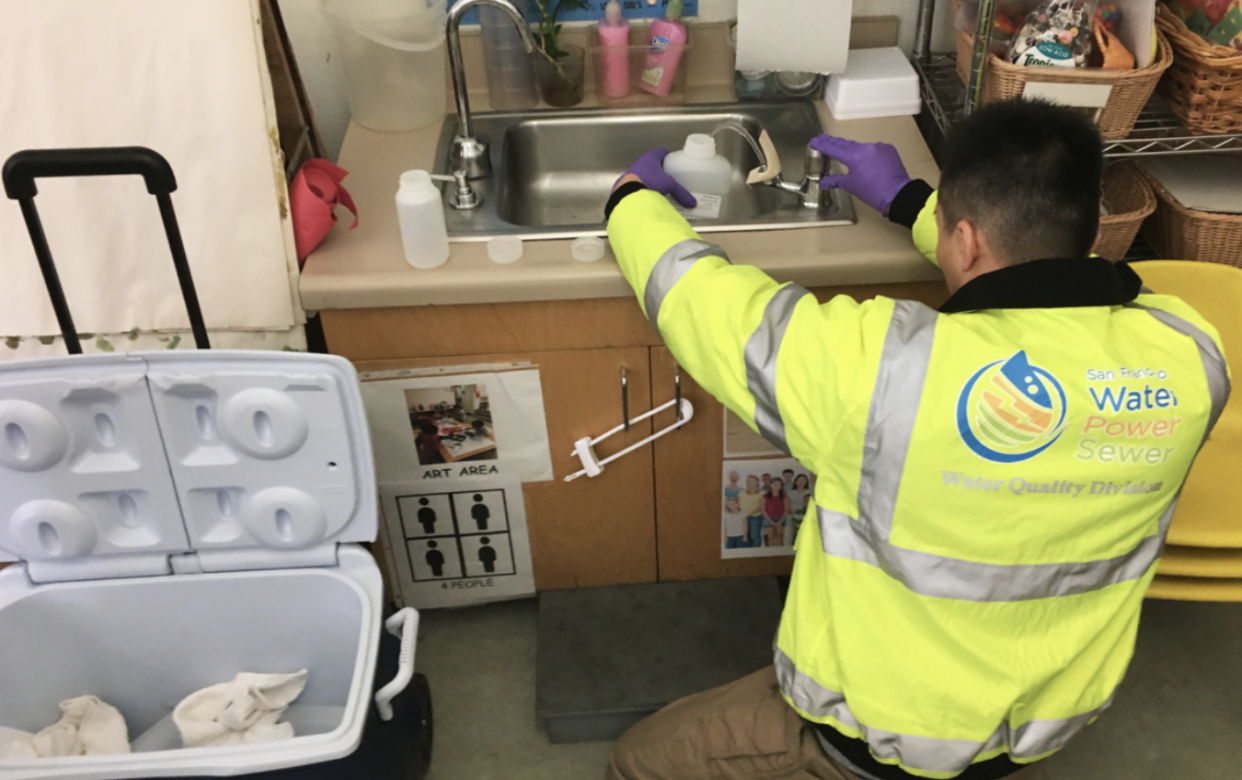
[396,170,450,270]
[663,133,732,198]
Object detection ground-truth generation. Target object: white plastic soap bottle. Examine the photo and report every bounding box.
[396,170,450,270]
[663,134,732,199]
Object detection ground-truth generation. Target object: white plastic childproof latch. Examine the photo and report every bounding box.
[0,351,377,583]
[566,397,694,482]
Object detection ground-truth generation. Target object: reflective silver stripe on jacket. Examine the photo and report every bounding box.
[814,300,1225,603]
[776,648,1115,773]
[745,285,814,455]
[818,498,1180,602]
[643,239,729,330]
[1131,304,1232,435]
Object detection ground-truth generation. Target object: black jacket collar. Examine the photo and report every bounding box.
[939,257,1144,314]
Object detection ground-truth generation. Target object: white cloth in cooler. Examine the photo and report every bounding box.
[0,696,130,758]
[173,671,308,749]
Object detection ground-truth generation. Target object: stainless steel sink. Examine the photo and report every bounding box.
[432,101,855,241]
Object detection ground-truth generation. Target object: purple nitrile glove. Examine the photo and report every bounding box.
[809,135,911,217]
[617,149,697,209]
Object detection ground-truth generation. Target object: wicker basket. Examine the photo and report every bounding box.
[1156,5,1242,135]
[951,7,1174,139]
[1097,161,1158,260]
[1138,165,1242,266]
[980,31,1174,139]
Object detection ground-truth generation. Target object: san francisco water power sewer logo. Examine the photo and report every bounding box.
[956,351,1068,463]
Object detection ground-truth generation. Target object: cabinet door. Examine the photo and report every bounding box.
[650,347,794,581]
[356,347,657,591]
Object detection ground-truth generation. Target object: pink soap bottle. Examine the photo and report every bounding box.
[640,0,688,97]
[599,0,632,98]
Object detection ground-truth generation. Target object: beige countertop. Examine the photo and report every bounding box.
[300,98,942,312]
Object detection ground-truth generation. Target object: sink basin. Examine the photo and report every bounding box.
[433,101,855,242]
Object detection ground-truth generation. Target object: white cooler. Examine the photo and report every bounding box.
[0,351,413,780]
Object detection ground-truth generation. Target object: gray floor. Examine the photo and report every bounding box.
[418,596,1242,780]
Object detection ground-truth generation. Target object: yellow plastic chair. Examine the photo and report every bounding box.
[1139,262,1242,557]
[1157,545,1242,578]
[1148,574,1242,602]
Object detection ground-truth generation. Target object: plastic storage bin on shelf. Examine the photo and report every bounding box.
[0,351,414,780]
[590,24,691,107]
[319,0,448,131]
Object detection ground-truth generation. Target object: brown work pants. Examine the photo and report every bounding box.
[605,667,1041,780]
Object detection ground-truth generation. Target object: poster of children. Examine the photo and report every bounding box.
[721,459,816,559]
[406,384,497,466]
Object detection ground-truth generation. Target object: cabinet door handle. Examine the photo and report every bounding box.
[621,366,630,433]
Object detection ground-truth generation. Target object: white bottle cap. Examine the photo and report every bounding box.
[400,170,432,192]
[571,236,607,263]
[683,134,717,160]
[488,235,524,264]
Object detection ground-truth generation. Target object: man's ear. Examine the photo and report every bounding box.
[1091,226,1102,256]
[955,219,983,273]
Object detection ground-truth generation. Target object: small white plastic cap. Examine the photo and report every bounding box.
[400,170,432,192]
[571,236,607,263]
[683,134,717,160]
[488,235,524,264]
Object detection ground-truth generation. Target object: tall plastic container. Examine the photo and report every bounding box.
[640,0,689,96]
[481,0,539,110]
[396,171,451,270]
[320,0,448,131]
[664,134,732,196]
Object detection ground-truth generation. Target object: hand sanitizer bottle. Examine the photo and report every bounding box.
[598,0,631,98]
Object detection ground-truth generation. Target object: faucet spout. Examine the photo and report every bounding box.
[447,0,537,178]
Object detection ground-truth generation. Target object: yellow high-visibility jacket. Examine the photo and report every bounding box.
[607,185,1230,779]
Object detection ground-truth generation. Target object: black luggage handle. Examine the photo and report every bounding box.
[2,147,210,354]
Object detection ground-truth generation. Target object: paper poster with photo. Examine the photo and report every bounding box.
[379,474,535,609]
[721,458,817,559]
[360,368,553,483]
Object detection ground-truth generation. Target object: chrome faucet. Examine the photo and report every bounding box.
[446,0,538,182]
[710,120,829,209]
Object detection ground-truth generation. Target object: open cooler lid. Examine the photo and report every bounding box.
[0,351,376,580]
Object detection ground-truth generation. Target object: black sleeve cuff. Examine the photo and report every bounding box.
[887,179,935,229]
[605,181,649,221]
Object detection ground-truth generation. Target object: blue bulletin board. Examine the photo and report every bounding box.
[450,0,698,25]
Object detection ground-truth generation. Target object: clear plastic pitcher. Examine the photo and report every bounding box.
[320,0,448,132]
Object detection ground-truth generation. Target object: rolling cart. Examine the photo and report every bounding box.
[0,147,431,780]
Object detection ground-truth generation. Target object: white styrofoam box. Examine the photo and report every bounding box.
[825,47,921,121]
[0,351,376,571]
[0,355,187,565]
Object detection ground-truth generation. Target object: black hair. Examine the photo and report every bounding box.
[940,98,1103,264]
[419,422,438,435]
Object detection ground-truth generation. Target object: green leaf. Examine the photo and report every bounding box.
[37,336,55,345]
[127,327,140,341]
[96,338,115,353]
[166,335,181,350]
[4,337,19,350]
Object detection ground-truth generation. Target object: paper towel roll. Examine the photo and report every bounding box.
[735,0,854,75]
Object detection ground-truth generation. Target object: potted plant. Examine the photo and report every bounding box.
[533,0,589,107]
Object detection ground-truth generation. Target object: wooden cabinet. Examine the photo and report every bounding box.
[353,347,658,591]
[322,279,949,591]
